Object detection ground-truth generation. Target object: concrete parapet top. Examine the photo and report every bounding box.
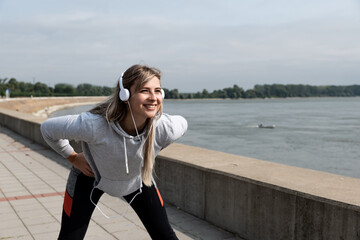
[159,143,360,211]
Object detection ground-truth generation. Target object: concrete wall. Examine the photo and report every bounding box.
[156,146,360,240]
[1,108,360,240]
[0,108,47,146]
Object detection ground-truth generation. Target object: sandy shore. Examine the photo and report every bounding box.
[0,96,107,117]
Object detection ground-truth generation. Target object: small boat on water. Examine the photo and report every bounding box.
[258,123,276,129]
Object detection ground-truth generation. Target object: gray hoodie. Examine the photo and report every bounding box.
[40,112,187,197]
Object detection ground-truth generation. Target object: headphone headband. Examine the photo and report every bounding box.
[119,72,125,90]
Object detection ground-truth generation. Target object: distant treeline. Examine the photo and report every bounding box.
[1,77,360,99]
[0,78,113,97]
[165,84,360,99]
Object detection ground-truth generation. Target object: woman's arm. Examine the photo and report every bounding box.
[155,113,188,149]
[41,113,96,176]
[41,113,95,157]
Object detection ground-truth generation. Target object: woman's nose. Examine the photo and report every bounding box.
[148,91,156,99]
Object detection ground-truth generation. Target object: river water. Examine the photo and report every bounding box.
[50,97,360,179]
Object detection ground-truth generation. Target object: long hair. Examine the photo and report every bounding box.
[90,64,163,186]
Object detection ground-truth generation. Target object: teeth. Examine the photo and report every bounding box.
[145,104,156,109]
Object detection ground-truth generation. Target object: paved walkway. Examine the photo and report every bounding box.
[0,125,243,240]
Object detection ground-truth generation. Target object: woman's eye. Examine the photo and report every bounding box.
[140,89,149,93]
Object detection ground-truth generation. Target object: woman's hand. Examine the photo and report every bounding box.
[67,152,94,177]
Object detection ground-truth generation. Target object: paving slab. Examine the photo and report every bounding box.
[0,125,243,240]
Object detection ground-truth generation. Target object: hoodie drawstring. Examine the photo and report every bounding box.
[123,136,129,175]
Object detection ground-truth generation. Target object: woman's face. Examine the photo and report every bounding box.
[128,76,163,122]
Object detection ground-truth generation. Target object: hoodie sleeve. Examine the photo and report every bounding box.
[40,112,95,158]
[155,113,188,149]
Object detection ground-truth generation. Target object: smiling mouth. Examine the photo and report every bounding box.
[144,104,157,110]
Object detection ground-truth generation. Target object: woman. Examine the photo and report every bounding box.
[41,65,187,239]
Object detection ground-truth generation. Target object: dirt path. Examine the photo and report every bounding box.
[0,97,107,115]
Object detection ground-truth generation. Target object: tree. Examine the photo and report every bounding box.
[0,78,8,96]
[253,85,266,98]
[34,82,51,96]
[233,84,245,98]
[202,89,209,98]
[102,86,114,96]
[269,84,288,97]
[165,89,179,99]
[7,78,19,91]
[54,83,76,95]
[76,83,93,96]
[193,91,202,98]
[244,89,257,98]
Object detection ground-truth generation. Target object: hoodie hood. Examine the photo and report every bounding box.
[109,121,146,140]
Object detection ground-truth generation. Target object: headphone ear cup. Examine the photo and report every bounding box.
[119,88,130,101]
[161,89,165,99]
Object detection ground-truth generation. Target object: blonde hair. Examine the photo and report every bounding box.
[90,65,163,186]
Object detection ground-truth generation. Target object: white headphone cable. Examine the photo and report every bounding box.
[90,99,155,219]
[127,101,140,139]
[90,187,129,219]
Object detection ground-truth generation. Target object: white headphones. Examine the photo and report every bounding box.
[118,72,165,101]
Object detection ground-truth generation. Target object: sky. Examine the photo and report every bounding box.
[1,0,360,92]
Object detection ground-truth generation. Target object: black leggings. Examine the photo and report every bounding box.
[58,168,178,240]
